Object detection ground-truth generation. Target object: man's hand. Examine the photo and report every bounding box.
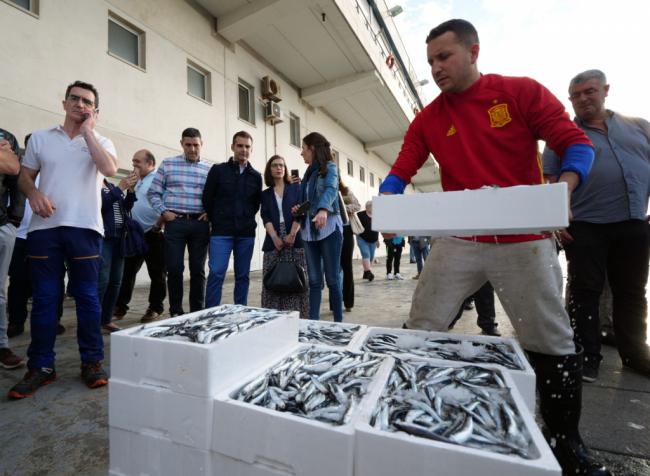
[554,229,573,247]
[119,172,138,191]
[162,211,177,222]
[29,190,56,218]
[312,209,328,230]
[80,110,98,135]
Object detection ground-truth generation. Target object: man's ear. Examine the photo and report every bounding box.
[469,43,480,64]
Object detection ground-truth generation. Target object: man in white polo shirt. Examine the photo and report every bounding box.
[9,80,118,399]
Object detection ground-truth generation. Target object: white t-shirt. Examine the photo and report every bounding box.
[22,126,116,235]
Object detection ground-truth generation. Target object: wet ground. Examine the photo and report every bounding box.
[1,258,649,475]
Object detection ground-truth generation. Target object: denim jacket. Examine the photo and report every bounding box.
[304,161,340,217]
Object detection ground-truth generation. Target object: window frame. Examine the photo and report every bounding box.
[108,12,146,71]
[346,158,354,177]
[1,0,39,17]
[289,113,301,147]
[369,172,375,187]
[238,79,256,125]
[359,166,366,183]
[187,61,212,104]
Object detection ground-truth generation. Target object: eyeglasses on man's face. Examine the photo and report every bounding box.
[67,94,95,108]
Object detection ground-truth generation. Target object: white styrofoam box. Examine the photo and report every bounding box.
[361,326,536,412]
[110,427,291,476]
[109,427,212,476]
[211,348,394,476]
[110,306,299,397]
[109,378,215,450]
[298,320,369,350]
[372,183,568,236]
[355,359,561,476]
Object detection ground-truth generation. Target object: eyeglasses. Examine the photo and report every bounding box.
[67,94,95,108]
[271,163,285,169]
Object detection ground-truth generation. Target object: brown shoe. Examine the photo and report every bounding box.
[140,309,160,323]
[0,348,25,370]
[102,323,122,334]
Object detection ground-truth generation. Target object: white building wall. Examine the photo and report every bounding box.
[0,0,395,274]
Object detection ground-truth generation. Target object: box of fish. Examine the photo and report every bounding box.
[361,327,536,412]
[355,358,560,476]
[110,305,299,397]
[211,346,393,476]
[298,320,368,350]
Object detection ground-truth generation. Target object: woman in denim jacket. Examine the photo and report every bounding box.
[298,132,343,321]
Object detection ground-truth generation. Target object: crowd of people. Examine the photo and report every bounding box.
[0,16,648,476]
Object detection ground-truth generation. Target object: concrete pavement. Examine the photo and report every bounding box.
[1,258,648,476]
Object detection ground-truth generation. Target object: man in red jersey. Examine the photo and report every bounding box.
[379,19,609,476]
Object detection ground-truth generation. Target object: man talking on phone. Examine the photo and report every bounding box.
[10,80,118,399]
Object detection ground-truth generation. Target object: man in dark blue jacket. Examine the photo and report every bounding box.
[202,131,262,306]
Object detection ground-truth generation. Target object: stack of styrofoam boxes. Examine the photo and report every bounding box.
[298,320,369,350]
[108,305,299,476]
[358,326,537,412]
[211,345,393,476]
[354,358,561,476]
[371,183,569,237]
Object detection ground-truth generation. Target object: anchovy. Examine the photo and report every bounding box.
[299,322,361,347]
[370,359,535,459]
[235,347,383,426]
[135,305,290,344]
[362,332,524,370]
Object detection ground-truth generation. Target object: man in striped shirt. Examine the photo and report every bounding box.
[148,128,211,316]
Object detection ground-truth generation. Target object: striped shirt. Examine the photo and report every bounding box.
[147,154,211,215]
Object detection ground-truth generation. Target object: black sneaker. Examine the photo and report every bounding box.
[582,357,599,383]
[81,362,109,389]
[367,271,375,282]
[8,367,57,399]
[480,326,502,337]
[362,270,370,280]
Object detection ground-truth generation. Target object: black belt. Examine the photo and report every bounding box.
[171,211,203,220]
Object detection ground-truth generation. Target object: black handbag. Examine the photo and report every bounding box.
[263,249,307,294]
[122,215,148,258]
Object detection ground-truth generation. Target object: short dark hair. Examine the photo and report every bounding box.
[426,19,479,47]
[263,155,289,187]
[65,80,99,108]
[232,130,253,144]
[142,149,156,166]
[181,127,202,139]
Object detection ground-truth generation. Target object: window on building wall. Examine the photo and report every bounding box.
[108,13,146,69]
[370,172,375,187]
[3,0,38,15]
[346,158,354,177]
[238,79,255,124]
[360,166,366,183]
[187,61,211,103]
[331,149,340,166]
[289,113,300,147]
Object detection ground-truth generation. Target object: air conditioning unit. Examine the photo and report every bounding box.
[262,75,282,102]
[264,101,283,124]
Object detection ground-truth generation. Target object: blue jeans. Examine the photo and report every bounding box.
[26,227,103,369]
[206,236,255,307]
[164,218,209,314]
[304,230,343,322]
[98,237,125,325]
[356,237,376,261]
[413,244,430,274]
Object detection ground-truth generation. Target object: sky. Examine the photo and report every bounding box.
[389,0,650,120]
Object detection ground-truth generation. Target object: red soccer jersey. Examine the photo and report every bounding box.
[390,74,592,243]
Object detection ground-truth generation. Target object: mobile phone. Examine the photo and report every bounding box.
[291,169,299,178]
[292,200,311,218]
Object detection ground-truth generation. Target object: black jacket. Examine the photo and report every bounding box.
[202,158,262,237]
[0,128,25,227]
[260,183,303,251]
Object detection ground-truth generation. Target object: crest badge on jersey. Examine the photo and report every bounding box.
[487,103,512,128]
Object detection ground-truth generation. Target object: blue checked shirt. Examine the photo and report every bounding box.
[147,155,211,215]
